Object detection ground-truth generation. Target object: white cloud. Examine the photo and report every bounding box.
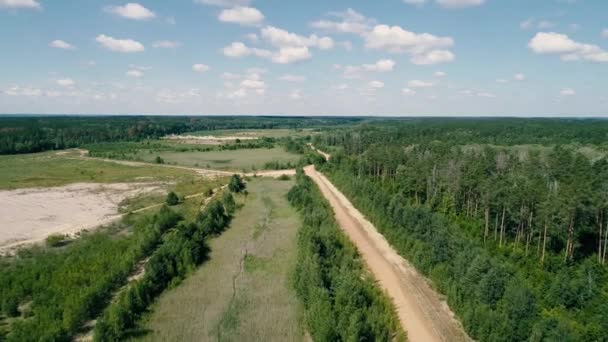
[403,0,427,6]
[402,87,416,95]
[50,40,75,50]
[521,18,557,30]
[310,8,374,35]
[496,78,508,83]
[514,73,526,81]
[96,34,144,53]
[529,32,608,63]
[520,18,535,30]
[332,83,349,91]
[271,46,311,64]
[0,0,40,9]
[192,64,210,72]
[3,85,41,96]
[152,40,181,48]
[57,78,75,87]
[245,33,259,42]
[105,3,155,20]
[436,0,485,8]
[222,41,271,58]
[261,26,334,50]
[408,80,434,88]
[364,25,455,65]
[195,0,250,7]
[279,74,306,82]
[218,6,264,26]
[560,88,575,96]
[368,80,385,89]
[434,71,446,77]
[126,69,144,78]
[537,20,555,29]
[603,29,608,39]
[363,59,396,72]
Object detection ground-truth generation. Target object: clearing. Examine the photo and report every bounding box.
[304,165,470,342]
[136,178,305,342]
[0,182,166,253]
[185,128,317,139]
[131,147,300,172]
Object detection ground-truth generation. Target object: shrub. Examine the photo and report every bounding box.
[166,191,179,206]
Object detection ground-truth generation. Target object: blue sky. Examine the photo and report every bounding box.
[0,0,607,116]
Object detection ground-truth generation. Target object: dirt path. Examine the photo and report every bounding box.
[304,165,470,342]
[307,143,331,161]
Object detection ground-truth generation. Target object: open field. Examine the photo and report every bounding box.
[0,152,200,190]
[137,178,304,342]
[185,128,318,139]
[132,147,300,172]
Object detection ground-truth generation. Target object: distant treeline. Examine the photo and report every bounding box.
[288,169,404,341]
[0,116,362,155]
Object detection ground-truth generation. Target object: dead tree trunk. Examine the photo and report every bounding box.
[541,220,548,265]
[484,206,490,244]
[499,206,506,247]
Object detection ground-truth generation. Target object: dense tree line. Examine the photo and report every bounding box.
[287,170,404,341]
[0,206,181,341]
[313,121,608,341]
[0,116,362,155]
[94,191,237,341]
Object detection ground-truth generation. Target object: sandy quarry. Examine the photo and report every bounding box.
[305,165,471,342]
[0,182,166,254]
[163,134,258,145]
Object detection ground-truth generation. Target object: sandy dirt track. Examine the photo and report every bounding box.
[304,165,470,342]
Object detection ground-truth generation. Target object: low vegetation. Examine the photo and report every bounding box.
[287,169,404,341]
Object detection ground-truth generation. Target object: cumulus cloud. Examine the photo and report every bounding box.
[50,40,75,50]
[56,78,75,87]
[434,71,446,77]
[219,6,264,26]
[152,40,181,48]
[310,8,375,34]
[408,80,434,88]
[560,88,576,96]
[402,87,416,95]
[0,0,40,9]
[96,34,144,53]
[364,25,455,65]
[261,26,334,50]
[603,29,608,39]
[126,69,144,78]
[342,59,396,79]
[528,32,608,63]
[192,64,210,72]
[222,41,271,58]
[521,18,556,30]
[514,73,526,81]
[271,46,311,64]
[477,92,496,98]
[279,74,306,82]
[289,89,302,100]
[105,3,155,20]
[436,0,485,8]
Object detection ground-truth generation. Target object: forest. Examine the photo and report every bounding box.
[0,116,362,155]
[313,119,608,341]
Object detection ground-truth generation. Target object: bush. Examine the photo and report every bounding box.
[155,156,164,164]
[45,234,66,247]
[228,174,246,193]
[166,191,179,206]
[277,174,291,181]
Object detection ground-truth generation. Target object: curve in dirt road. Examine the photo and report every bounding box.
[304,165,470,342]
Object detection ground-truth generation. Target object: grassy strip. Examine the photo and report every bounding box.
[93,192,237,341]
[0,206,181,341]
[287,170,405,341]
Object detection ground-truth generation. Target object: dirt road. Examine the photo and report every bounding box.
[304,165,470,342]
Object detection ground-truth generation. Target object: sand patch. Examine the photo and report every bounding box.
[0,182,165,253]
[163,134,259,145]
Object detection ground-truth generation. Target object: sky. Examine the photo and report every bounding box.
[0,0,607,116]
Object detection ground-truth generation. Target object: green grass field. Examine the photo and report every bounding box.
[0,152,205,190]
[135,147,300,171]
[136,178,305,342]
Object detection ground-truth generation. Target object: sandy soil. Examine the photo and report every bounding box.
[0,182,165,253]
[304,165,470,342]
[307,143,331,161]
[244,169,296,178]
[163,134,259,144]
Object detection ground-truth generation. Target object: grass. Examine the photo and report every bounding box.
[186,128,318,138]
[136,178,305,342]
[133,147,300,172]
[0,152,200,190]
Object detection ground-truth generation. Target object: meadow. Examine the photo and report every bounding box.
[137,178,305,342]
